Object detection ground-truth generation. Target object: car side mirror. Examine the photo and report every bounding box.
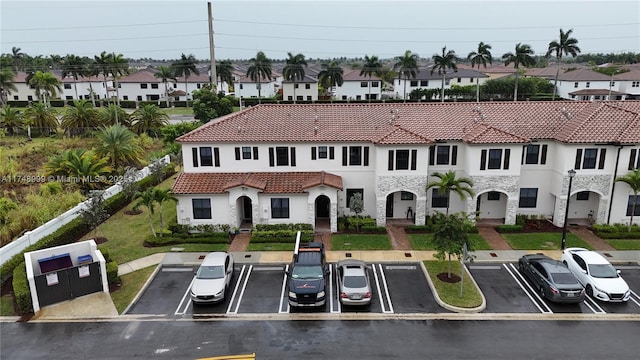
[617,269,621,275]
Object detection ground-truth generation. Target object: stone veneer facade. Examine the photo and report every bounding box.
[375,175,428,226]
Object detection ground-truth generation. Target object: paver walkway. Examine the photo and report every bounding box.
[569,226,616,251]
[386,224,413,251]
[228,232,251,252]
[476,226,513,250]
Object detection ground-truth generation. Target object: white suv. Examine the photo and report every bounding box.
[561,247,630,302]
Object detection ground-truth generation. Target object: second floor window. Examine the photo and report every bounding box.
[140,84,148,89]
[235,146,258,160]
[430,145,458,166]
[410,80,418,87]
[269,146,296,167]
[343,146,369,166]
[480,149,510,170]
[575,148,605,170]
[361,82,367,87]
[522,144,548,165]
[312,146,334,160]
[388,149,417,170]
[628,149,640,170]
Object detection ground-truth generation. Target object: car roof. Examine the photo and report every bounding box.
[568,248,609,264]
[522,254,553,262]
[202,252,228,265]
[537,260,572,273]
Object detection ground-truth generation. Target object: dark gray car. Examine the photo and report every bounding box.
[518,254,584,303]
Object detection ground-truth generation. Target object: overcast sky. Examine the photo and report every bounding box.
[1,0,639,61]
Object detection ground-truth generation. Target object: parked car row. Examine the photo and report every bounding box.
[518,247,631,304]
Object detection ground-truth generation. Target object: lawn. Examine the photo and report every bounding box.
[0,294,15,316]
[331,234,392,250]
[607,239,640,250]
[246,243,295,251]
[423,260,483,309]
[408,233,491,251]
[110,265,157,314]
[502,232,592,250]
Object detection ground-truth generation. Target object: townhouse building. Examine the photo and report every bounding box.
[172,101,640,233]
[547,68,640,101]
[281,74,319,102]
[334,69,383,101]
[9,72,110,102]
[394,68,489,100]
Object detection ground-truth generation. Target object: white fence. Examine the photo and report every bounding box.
[0,155,171,266]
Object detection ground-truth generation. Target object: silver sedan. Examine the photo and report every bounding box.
[337,259,372,306]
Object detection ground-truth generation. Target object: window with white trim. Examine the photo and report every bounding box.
[388,149,418,170]
[429,145,458,166]
[192,199,212,219]
[574,148,605,170]
[522,144,548,165]
[271,198,290,218]
[480,149,510,170]
[519,188,538,208]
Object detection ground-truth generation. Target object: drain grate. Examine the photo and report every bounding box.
[404,252,412,257]
[490,252,498,257]
[603,253,612,258]
[244,254,252,258]
[345,253,352,258]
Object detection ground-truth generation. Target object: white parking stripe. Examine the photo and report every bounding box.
[174,276,196,315]
[330,264,340,313]
[228,265,252,315]
[378,264,394,314]
[225,265,247,314]
[629,290,640,307]
[504,263,552,314]
[583,296,606,314]
[278,264,289,314]
[371,263,386,313]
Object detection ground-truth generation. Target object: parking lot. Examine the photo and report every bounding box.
[125,261,640,317]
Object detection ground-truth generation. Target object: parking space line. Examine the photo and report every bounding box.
[278,264,289,314]
[629,290,640,307]
[504,263,553,314]
[377,264,394,314]
[175,276,196,315]
[227,265,251,315]
[330,264,340,314]
[583,295,606,314]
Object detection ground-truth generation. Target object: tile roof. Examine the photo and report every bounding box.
[556,68,612,81]
[342,69,381,81]
[569,89,628,96]
[410,68,488,80]
[119,68,168,83]
[462,123,529,144]
[176,101,640,145]
[172,171,343,194]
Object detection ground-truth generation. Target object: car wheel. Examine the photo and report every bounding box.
[585,284,593,298]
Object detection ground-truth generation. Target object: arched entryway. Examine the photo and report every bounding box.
[476,191,508,224]
[566,190,601,226]
[236,195,253,229]
[385,191,416,224]
[315,195,330,230]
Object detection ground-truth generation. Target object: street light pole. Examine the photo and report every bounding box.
[561,169,576,250]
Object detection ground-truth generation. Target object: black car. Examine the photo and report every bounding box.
[518,254,585,303]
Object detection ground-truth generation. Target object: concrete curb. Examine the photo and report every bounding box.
[421,261,486,314]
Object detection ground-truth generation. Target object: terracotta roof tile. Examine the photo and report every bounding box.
[172,172,343,194]
[462,123,529,144]
[375,126,434,145]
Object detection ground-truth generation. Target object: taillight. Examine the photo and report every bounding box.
[364,292,371,298]
[550,286,559,294]
[340,292,348,298]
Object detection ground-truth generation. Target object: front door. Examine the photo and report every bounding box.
[316,196,330,218]
[243,196,252,221]
[386,194,394,217]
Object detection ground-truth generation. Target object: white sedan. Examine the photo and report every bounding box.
[561,247,630,302]
[190,252,234,304]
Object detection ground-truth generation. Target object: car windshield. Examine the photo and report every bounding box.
[588,264,618,278]
[550,272,577,284]
[343,275,367,288]
[291,265,323,279]
[197,265,225,279]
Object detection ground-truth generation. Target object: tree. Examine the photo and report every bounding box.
[172,53,199,106]
[0,68,17,106]
[431,47,458,103]
[130,104,169,137]
[393,50,419,102]
[153,188,177,237]
[45,148,111,193]
[502,43,536,101]
[106,52,129,106]
[283,52,307,103]
[318,61,344,102]
[154,66,176,108]
[426,170,474,215]
[61,54,88,100]
[0,105,23,136]
[94,51,112,105]
[615,168,640,231]
[84,59,101,106]
[60,99,100,136]
[431,212,474,279]
[360,55,382,102]
[95,124,144,170]
[216,60,234,93]
[467,42,493,102]
[79,190,109,238]
[192,86,233,123]
[161,121,202,155]
[23,101,58,136]
[10,47,25,72]
[100,104,131,127]
[546,29,581,100]
[132,187,158,237]
[28,70,62,107]
[246,51,272,104]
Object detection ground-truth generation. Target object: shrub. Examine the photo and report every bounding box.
[98,246,111,262]
[496,224,524,233]
[250,229,314,243]
[254,223,313,231]
[515,214,527,226]
[361,225,386,233]
[597,232,640,239]
[12,263,32,314]
[106,261,120,285]
[406,225,433,233]
[144,233,229,246]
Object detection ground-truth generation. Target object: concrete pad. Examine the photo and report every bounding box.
[118,253,166,276]
[33,292,118,320]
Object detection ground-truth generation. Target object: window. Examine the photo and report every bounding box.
[586,82,590,88]
[361,82,368,87]
[312,146,334,160]
[401,191,414,200]
[388,149,417,170]
[431,189,449,208]
[350,147,362,165]
[271,198,290,218]
[140,84,148,89]
[269,147,294,166]
[480,149,510,170]
[342,146,368,166]
[305,84,310,89]
[27,95,33,101]
[137,96,142,101]
[306,96,312,100]
[488,191,501,201]
[318,146,328,159]
[64,84,72,89]
[436,146,450,165]
[192,199,212,219]
[429,145,457,166]
[242,146,252,159]
[151,84,158,89]
[575,148,605,170]
[628,149,640,170]
[576,191,590,201]
[276,147,289,166]
[574,82,579,88]
[372,81,379,87]
[457,77,462,83]
[395,150,410,170]
[610,81,615,87]
[632,81,640,88]
[523,144,548,165]
[410,80,418,87]
[123,96,129,100]
[294,84,299,89]
[346,189,364,209]
[65,96,72,100]
[445,79,450,86]
[519,188,538,208]
[488,149,502,169]
[287,96,293,101]
[420,80,428,87]
[627,195,640,216]
[296,96,303,101]
[200,147,213,166]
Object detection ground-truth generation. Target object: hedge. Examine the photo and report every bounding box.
[596,232,640,239]
[254,223,313,231]
[144,233,229,246]
[250,230,314,243]
[12,263,32,315]
[406,225,433,233]
[360,225,387,233]
[106,261,120,285]
[496,224,524,233]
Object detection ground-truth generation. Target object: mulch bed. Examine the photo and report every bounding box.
[521,220,562,233]
[437,272,461,283]
[124,209,142,215]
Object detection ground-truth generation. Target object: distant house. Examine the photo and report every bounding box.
[282,74,319,102]
[334,69,383,101]
[552,68,635,101]
[9,72,110,103]
[394,68,488,100]
[234,74,279,100]
[117,68,175,102]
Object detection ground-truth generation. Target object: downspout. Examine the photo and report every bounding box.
[607,145,623,224]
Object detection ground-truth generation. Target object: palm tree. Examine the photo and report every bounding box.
[84,59,101,106]
[0,105,23,136]
[11,47,25,72]
[132,187,158,237]
[154,66,176,108]
[393,50,419,102]
[153,188,178,237]
[283,52,307,103]
[94,51,112,105]
[60,99,100,136]
[0,68,17,106]
[431,47,458,103]
[28,71,62,107]
[502,43,536,101]
[130,104,169,136]
[61,54,88,100]
[426,170,475,215]
[360,55,382,102]
[615,168,640,231]
[546,29,581,100]
[106,52,129,106]
[172,53,199,106]
[23,102,58,136]
[100,104,131,127]
[318,61,344,102]
[467,42,493,102]
[216,60,234,93]
[95,124,144,170]
[246,51,272,104]
[45,148,111,193]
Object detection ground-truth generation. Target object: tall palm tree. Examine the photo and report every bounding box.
[426,170,475,215]
[172,53,199,106]
[0,105,23,136]
[11,47,25,72]
[393,50,419,102]
[360,55,382,102]
[132,187,158,237]
[28,70,62,107]
[153,188,178,237]
[467,42,493,102]
[106,52,129,106]
[431,47,458,103]
[23,102,58,136]
[94,51,112,105]
[216,60,234,93]
[0,68,17,106]
[283,52,307,103]
[61,54,88,100]
[154,66,176,108]
[318,61,344,102]
[546,29,581,100]
[615,168,640,231]
[95,124,144,170]
[130,104,169,137]
[60,99,100,136]
[246,51,272,104]
[502,43,536,101]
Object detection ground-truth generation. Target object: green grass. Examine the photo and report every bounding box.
[408,233,491,251]
[331,234,392,250]
[423,260,483,309]
[0,294,15,316]
[502,232,592,250]
[163,107,195,115]
[607,239,640,250]
[110,265,157,314]
[246,243,295,251]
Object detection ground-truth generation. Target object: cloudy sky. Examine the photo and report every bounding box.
[1,0,638,61]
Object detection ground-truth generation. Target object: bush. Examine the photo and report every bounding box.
[12,263,32,315]
[250,229,314,243]
[98,246,111,262]
[144,233,229,247]
[361,225,386,233]
[406,225,433,233]
[496,224,524,233]
[254,223,313,231]
[106,261,120,285]
[597,232,640,239]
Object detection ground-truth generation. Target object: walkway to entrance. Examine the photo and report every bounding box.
[476,226,513,250]
[569,226,616,251]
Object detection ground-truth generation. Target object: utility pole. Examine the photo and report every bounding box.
[208,2,216,91]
